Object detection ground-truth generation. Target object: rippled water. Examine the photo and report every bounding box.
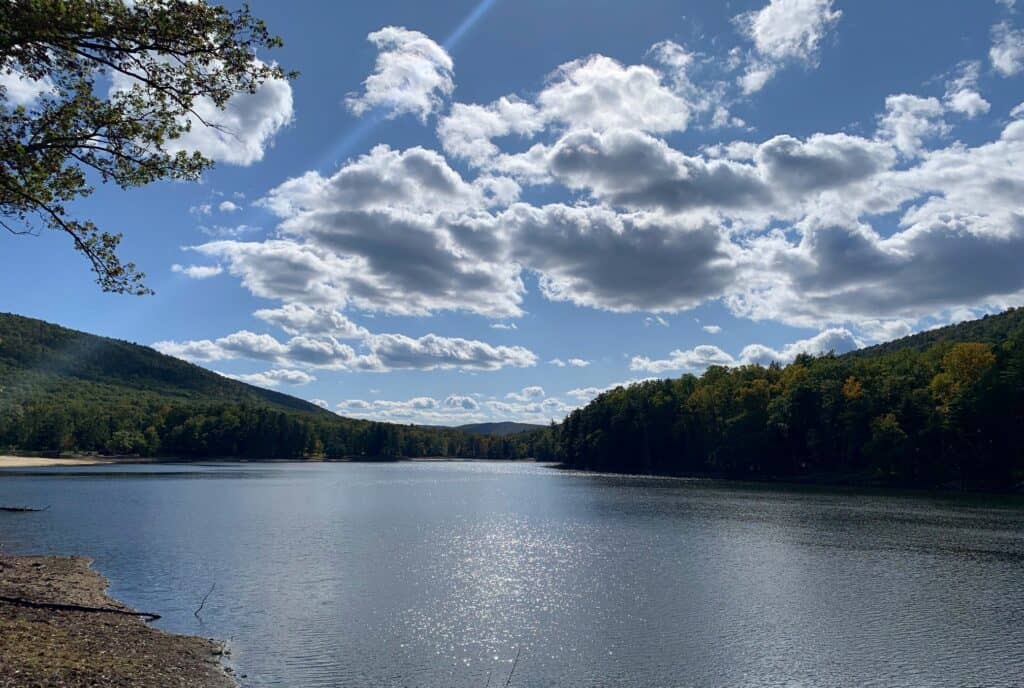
[1,461,1023,687]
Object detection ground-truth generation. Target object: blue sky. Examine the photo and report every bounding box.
[3,0,1024,425]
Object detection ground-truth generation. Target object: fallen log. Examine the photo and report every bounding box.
[0,594,161,621]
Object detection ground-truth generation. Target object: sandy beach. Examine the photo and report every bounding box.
[0,455,113,468]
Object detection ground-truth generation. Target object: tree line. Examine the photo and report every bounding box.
[552,312,1024,489]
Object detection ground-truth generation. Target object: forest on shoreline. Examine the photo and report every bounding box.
[3,310,1024,489]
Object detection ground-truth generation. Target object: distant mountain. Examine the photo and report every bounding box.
[0,312,327,415]
[456,422,546,436]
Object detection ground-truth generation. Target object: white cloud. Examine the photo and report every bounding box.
[630,344,735,374]
[490,322,518,330]
[734,0,841,91]
[736,0,842,62]
[223,368,317,388]
[0,68,54,106]
[876,94,949,157]
[253,303,368,339]
[437,97,545,165]
[165,65,293,166]
[645,316,669,327]
[171,263,222,279]
[537,55,691,134]
[991,22,1024,76]
[506,385,545,402]
[504,203,739,312]
[444,395,480,411]
[943,62,990,118]
[346,26,454,121]
[737,328,862,365]
[630,328,861,373]
[702,325,722,334]
[218,200,241,213]
[155,328,535,372]
[365,333,537,371]
[234,145,525,318]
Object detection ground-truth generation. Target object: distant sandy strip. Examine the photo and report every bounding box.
[0,456,113,468]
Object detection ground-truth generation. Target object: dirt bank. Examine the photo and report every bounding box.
[0,554,236,687]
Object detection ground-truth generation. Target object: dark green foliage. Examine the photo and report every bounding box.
[0,313,552,461]
[1,0,292,293]
[553,309,1024,489]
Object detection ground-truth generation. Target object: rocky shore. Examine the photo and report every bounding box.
[0,554,236,688]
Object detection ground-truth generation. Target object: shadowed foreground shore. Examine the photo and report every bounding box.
[0,554,236,688]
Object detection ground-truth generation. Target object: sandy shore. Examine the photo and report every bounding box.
[0,554,237,687]
[0,455,115,468]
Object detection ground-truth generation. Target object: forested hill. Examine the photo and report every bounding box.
[849,308,1024,358]
[456,422,547,436]
[0,313,326,414]
[554,308,1024,489]
[0,313,553,461]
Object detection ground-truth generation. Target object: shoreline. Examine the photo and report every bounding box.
[0,554,237,687]
[0,455,121,468]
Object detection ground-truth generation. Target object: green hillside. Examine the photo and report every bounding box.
[849,308,1024,358]
[553,309,1024,489]
[0,312,328,415]
[0,313,552,461]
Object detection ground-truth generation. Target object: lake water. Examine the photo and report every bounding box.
[1,461,1023,687]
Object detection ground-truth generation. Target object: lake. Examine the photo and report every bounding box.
[1,461,1022,687]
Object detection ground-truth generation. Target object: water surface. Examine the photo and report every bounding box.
[1,461,1022,687]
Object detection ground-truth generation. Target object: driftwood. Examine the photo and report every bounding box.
[0,505,50,513]
[504,647,521,688]
[0,594,161,621]
[194,582,215,618]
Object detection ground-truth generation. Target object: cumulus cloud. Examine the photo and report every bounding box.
[164,65,293,166]
[171,263,222,279]
[444,395,480,411]
[505,203,738,312]
[223,368,317,387]
[876,94,949,157]
[630,328,862,373]
[549,358,590,367]
[537,55,691,133]
[737,328,862,365]
[218,200,241,213]
[991,22,1024,76]
[943,61,990,118]
[346,26,454,121]
[506,386,545,402]
[630,344,735,374]
[154,329,536,373]
[253,303,369,339]
[702,325,722,334]
[236,145,525,318]
[437,97,545,165]
[734,0,842,92]
[365,333,537,371]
